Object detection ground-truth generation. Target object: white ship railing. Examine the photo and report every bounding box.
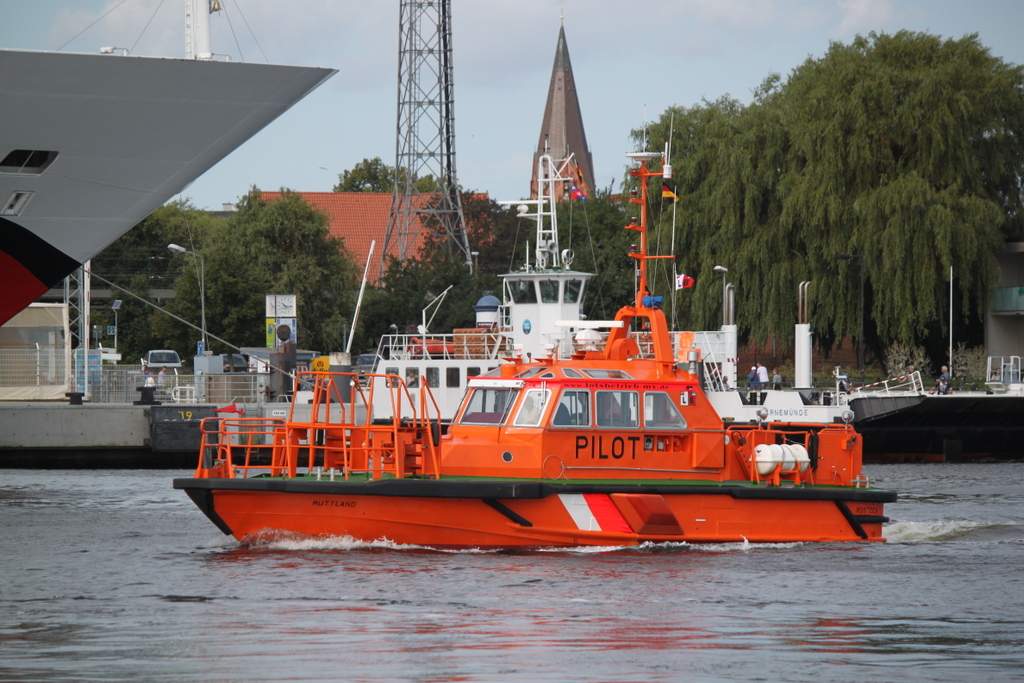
[375,331,515,362]
[849,371,924,396]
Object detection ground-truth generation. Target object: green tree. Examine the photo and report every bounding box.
[333,157,441,195]
[640,31,1024,363]
[162,189,360,355]
[333,157,395,193]
[92,201,225,363]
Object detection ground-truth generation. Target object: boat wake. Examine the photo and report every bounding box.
[232,531,805,554]
[236,530,494,553]
[883,519,1018,542]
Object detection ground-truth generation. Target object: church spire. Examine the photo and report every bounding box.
[531,25,594,201]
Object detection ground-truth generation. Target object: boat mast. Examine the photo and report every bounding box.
[501,151,570,271]
[185,0,219,60]
[625,150,671,309]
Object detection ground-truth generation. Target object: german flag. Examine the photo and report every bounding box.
[662,184,678,202]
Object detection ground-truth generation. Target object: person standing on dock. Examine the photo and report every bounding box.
[932,366,951,395]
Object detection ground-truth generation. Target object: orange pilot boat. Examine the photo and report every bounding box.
[173,151,896,548]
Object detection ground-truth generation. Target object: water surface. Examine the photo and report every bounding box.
[1,464,1022,682]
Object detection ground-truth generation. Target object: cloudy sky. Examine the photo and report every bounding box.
[4,0,1023,210]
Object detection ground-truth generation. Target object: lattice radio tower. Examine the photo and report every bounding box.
[382,0,472,276]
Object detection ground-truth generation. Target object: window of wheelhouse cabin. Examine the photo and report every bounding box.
[552,389,590,426]
[644,392,687,430]
[425,367,440,388]
[458,387,517,425]
[564,279,584,304]
[512,389,551,427]
[446,368,460,387]
[507,279,538,304]
[595,390,639,428]
[583,368,633,380]
[539,280,559,303]
[517,366,550,378]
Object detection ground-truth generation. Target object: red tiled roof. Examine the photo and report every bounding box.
[259,191,415,283]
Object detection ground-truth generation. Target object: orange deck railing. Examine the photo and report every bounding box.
[194,371,443,481]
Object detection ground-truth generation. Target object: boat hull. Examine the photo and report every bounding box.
[0,49,335,325]
[175,478,893,547]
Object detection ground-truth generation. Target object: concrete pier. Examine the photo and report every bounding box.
[0,402,313,468]
[0,403,186,467]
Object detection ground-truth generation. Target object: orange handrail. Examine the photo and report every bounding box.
[194,371,447,482]
[195,416,287,478]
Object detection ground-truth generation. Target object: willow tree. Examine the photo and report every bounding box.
[640,88,794,348]
[639,31,1024,358]
[781,31,1024,347]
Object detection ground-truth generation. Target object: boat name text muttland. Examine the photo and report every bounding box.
[312,500,357,507]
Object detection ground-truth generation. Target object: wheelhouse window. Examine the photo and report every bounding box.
[512,388,551,427]
[562,368,584,379]
[595,390,639,428]
[446,367,460,388]
[539,280,560,303]
[583,368,633,380]
[458,387,516,425]
[644,392,687,430]
[517,366,550,378]
[507,279,538,304]
[425,367,440,389]
[564,279,584,304]
[552,389,590,426]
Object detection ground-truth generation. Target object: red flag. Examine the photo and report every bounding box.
[675,274,694,290]
[571,184,588,201]
[214,403,245,415]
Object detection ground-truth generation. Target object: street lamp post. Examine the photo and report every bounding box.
[713,265,729,326]
[168,244,208,355]
[835,253,865,384]
[111,300,122,354]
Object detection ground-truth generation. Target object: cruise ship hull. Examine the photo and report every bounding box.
[0,49,335,325]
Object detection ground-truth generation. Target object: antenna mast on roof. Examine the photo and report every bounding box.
[383,0,472,276]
